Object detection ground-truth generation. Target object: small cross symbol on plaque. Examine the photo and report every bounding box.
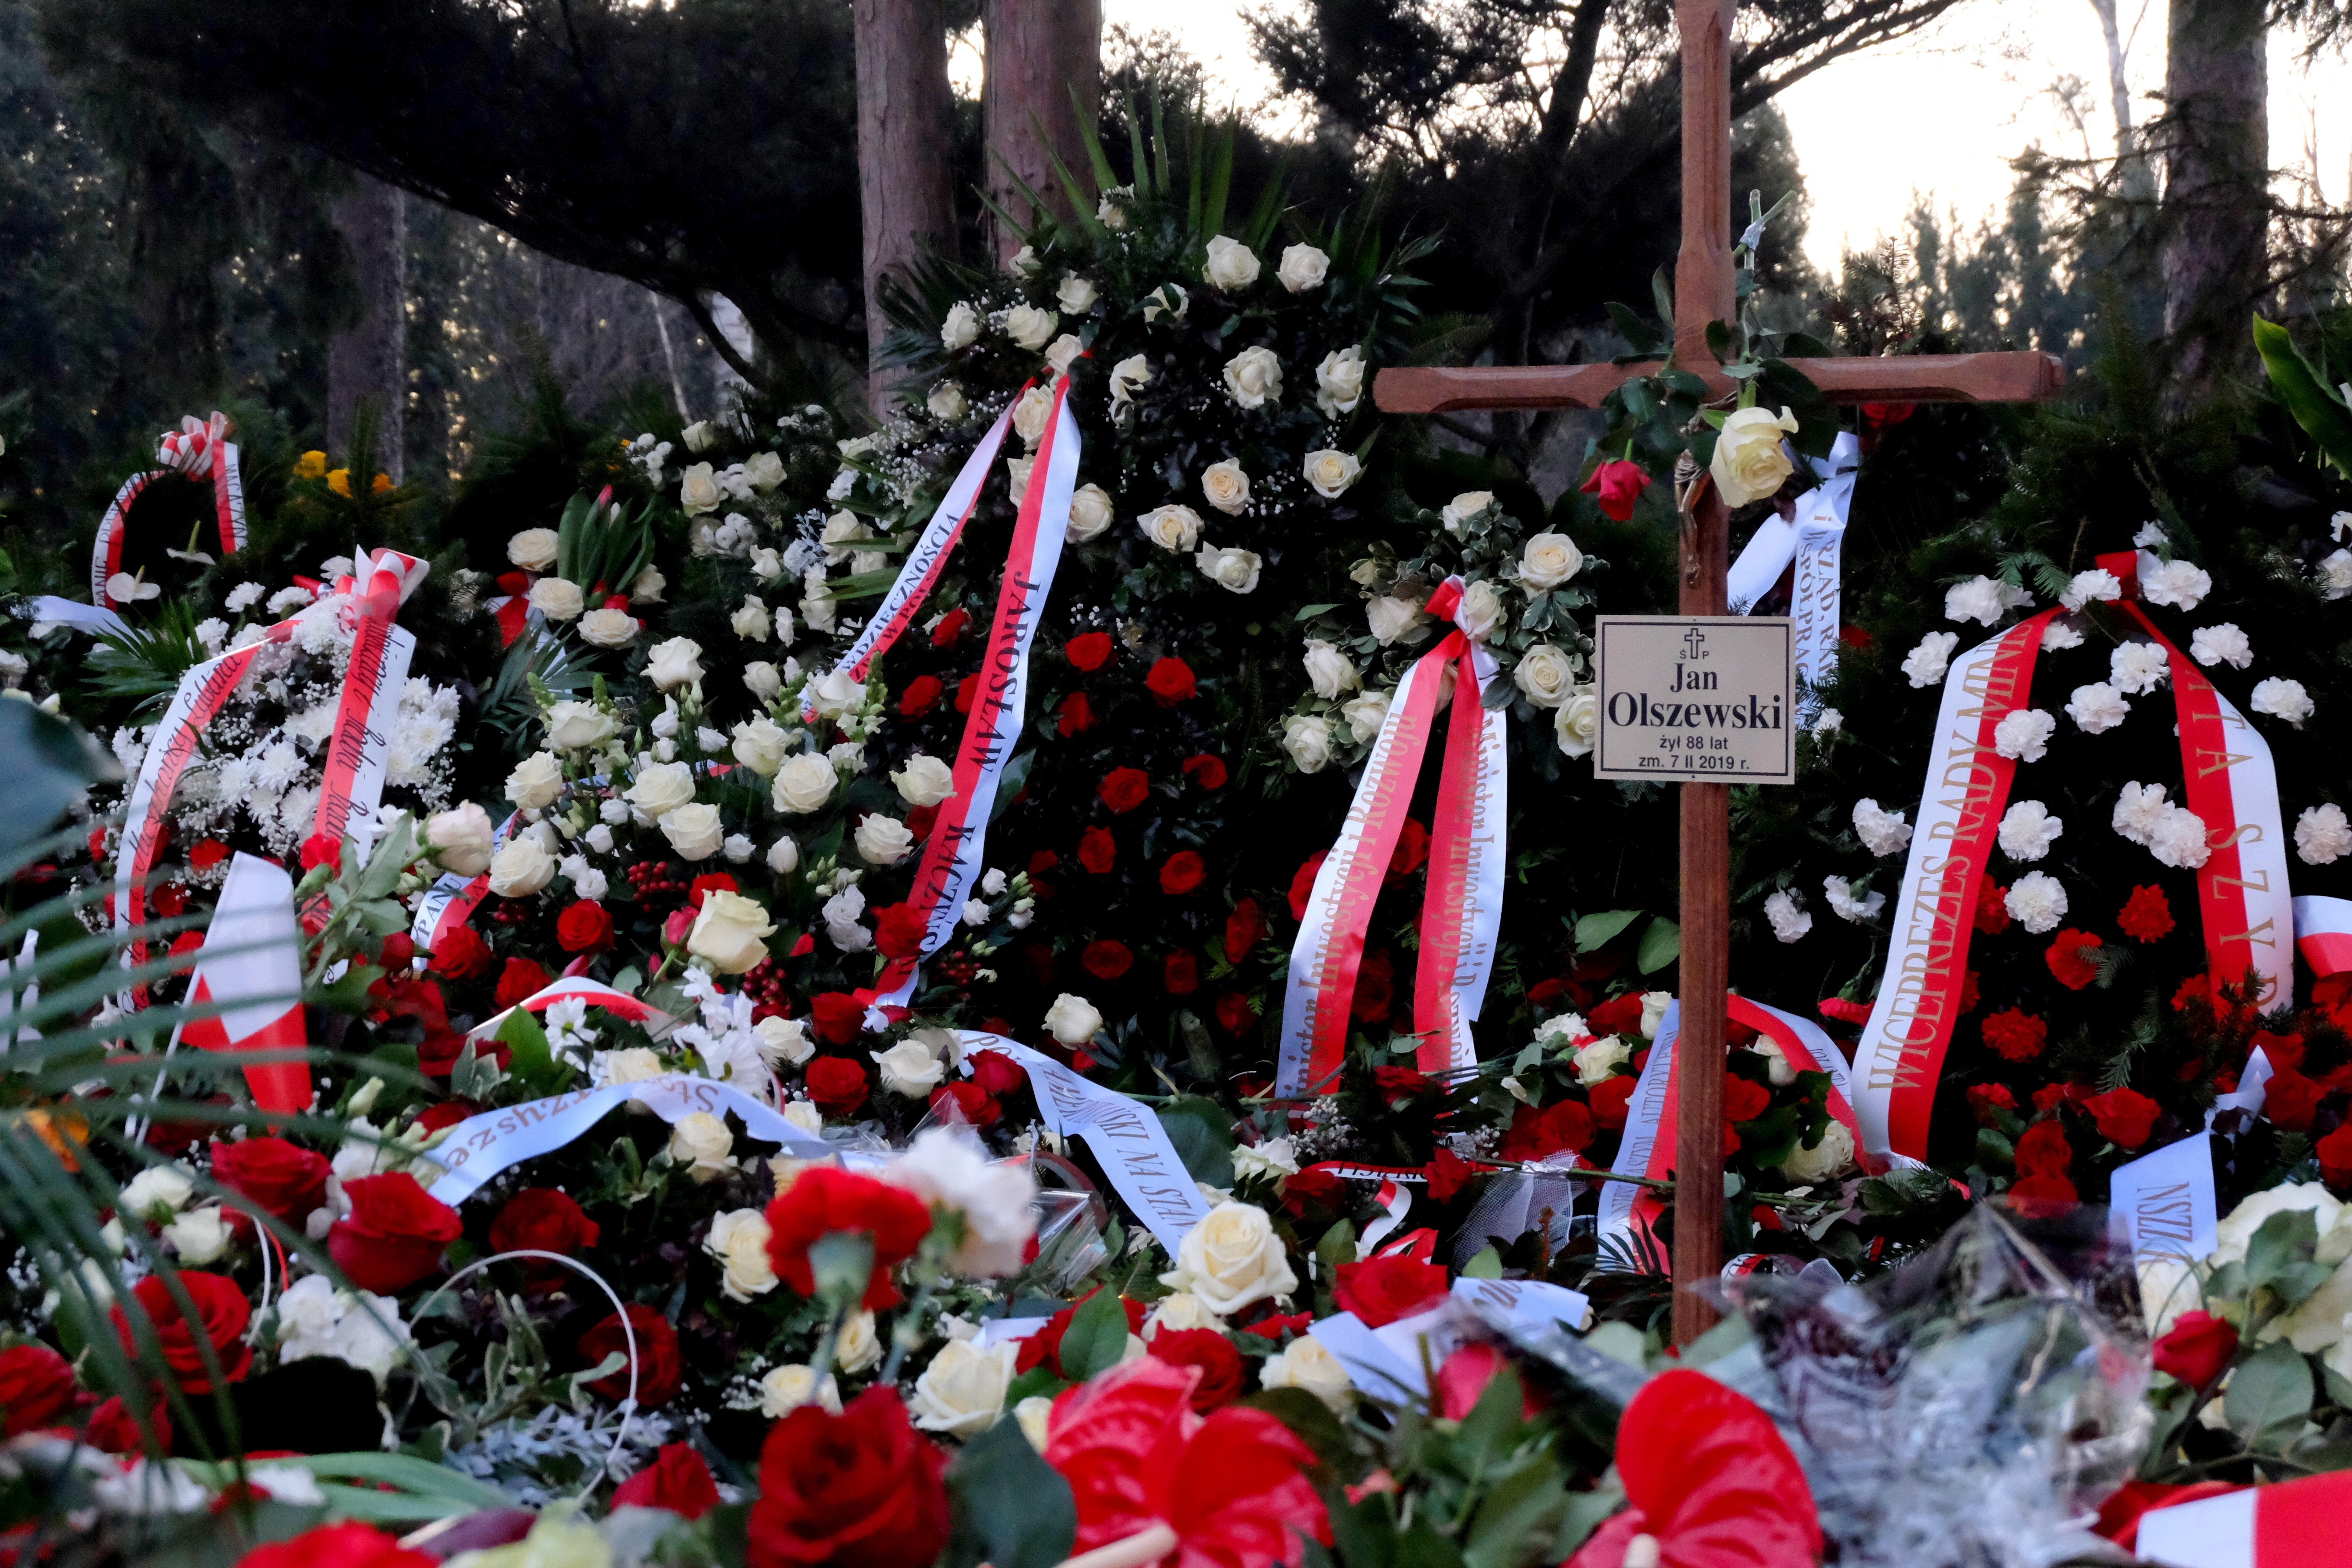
[1682,627,1707,661]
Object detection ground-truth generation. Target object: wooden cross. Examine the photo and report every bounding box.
[1374,0,2064,1344]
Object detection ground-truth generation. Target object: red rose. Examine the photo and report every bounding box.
[2006,1174,2079,1217]
[929,1080,1001,1129]
[1982,1008,2047,1062]
[2045,929,2101,990]
[1280,1167,1345,1218]
[1145,657,1195,704]
[1159,850,1205,895]
[300,832,343,874]
[746,1388,950,1568]
[1723,1076,1771,1124]
[2264,1067,2325,1131]
[2253,1029,2305,1071]
[557,900,613,953]
[240,1523,436,1568]
[1334,1255,1449,1328]
[2152,1310,2238,1390]
[1066,631,1114,671]
[805,1056,870,1117]
[1426,1148,1475,1202]
[1081,940,1133,980]
[1163,950,1200,994]
[2083,1087,2162,1150]
[579,1303,682,1407]
[810,992,866,1046]
[2014,1119,2072,1177]
[1375,1066,1435,1103]
[1078,826,1116,874]
[0,1344,74,1436]
[2119,884,2174,942]
[899,674,943,717]
[1058,691,1097,735]
[493,957,550,1010]
[763,1167,932,1309]
[1388,819,1430,877]
[1017,1287,1148,1376]
[328,1174,464,1293]
[487,1188,601,1281]
[1973,878,2012,935]
[1214,991,1256,1036]
[968,1050,1028,1098]
[1148,1328,1243,1410]
[1580,458,1652,522]
[1098,767,1150,813]
[1497,1099,1594,1162]
[377,932,415,969]
[211,1136,330,1225]
[380,975,450,1031]
[611,1442,721,1519]
[1288,852,1327,919]
[1224,897,1264,964]
[1589,1076,1636,1130]
[413,1100,478,1133]
[429,924,492,980]
[1353,948,1396,1019]
[2321,1123,2352,1193]
[86,1396,165,1456]
[1586,992,1645,1036]
[1966,1084,2016,1127]
[955,674,978,712]
[1182,753,1227,789]
[688,874,739,907]
[931,607,970,646]
[1433,1342,1541,1420]
[110,1273,251,1394]
[874,902,929,961]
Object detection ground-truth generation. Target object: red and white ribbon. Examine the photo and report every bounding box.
[1727,431,1858,722]
[408,814,518,966]
[2294,894,2352,978]
[91,414,246,608]
[804,389,1028,719]
[1278,576,1507,1096]
[870,379,1081,1004]
[2136,1470,2352,1566]
[465,977,675,1041]
[180,852,310,1114]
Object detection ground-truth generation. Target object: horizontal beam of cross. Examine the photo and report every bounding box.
[1372,351,2065,414]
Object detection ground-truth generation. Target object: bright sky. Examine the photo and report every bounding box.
[1102,0,2352,274]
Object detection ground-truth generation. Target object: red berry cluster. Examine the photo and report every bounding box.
[741,958,794,1021]
[625,860,691,898]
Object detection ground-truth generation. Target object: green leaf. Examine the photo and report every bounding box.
[2226,1340,2314,1449]
[1604,301,1659,355]
[2255,315,2352,478]
[2245,1209,2320,1296]
[1650,268,1675,335]
[1060,1286,1133,1382]
[1573,909,1641,953]
[942,1415,1077,1568]
[278,1452,511,1512]
[1294,602,1339,621]
[1463,1456,1568,1568]
[0,703,119,861]
[992,750,1035,824]
[1461,1245,1504,1279]
[1155,1096,1236,1186]
[1555,1474,1628,1558]
[1635,917,1680,975]
[497,1005,569,1097]
[1754,359,1838,458]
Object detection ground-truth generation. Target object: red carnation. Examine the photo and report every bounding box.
[1982,1008,2047,1062]
[1334,1255,1450,1328]
[1580,458,1652,522]
[611,1442,721,1519]
[1159,850,1205,895]
[0,1344,75,1436]
[239,1523,436,1568]
[1147,1328,1243,1410]
[493,957,550,1010]
[1288,851,1326,919]
[2152,1311,2238,1390]
[487,1188,601,1285]
[557,900,613,953]
[873,902,929,961]
[1098,767,1150,813]
[1058,691,1097,735]
[1078,825,1116,874]
[929,1080,1001,1129]
[579,1304,682,1407]
[2083,1087,2162,1150]
[1163,950,1200,994]
[763,1167,932,1309]
[211,1135,330,1225]
[300,832,343,874]
[1589,1075,1636,1130]
[2119,884,2174,943]
[955,674,978,713]
[1973,877,2012,935]
[810,992,866,1046]
[1960,968,1982,1014]
[1145,657,1196,704]
[899,674,943,717]
[188,839,231,874]
[1066,631,1114,671]
[1966,1083,2016,1127]
[1081,940,1133,980]
[110,1273,251,1394]
[1224,897,1264,964]
[804,1059,868,1120]
[2014,1118,2072,1177]
[746,1389,949,1568]
[2263,1066,2325,1132]
[931,607,970,646]
[1182,753,1227,789]
[329,1173,464,1293]
[429,924,492,980]
[2046,929,2102,990]
[2319,1124,2352,1192]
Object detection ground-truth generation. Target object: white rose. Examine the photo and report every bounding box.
[1283,714,1334,772]
[1223,345,1284,409]
[1195,543,1264,594]
[1902,631,1959,688]
[1341,690,1392,745]
[1440,491,1494,533]
[1301,639,1360,700]
[767,835,800,876]
[731,596,772,643]
[1139,504,1204,552]
[1315,346,1366,417]
[1302,449,1362,499]
[121,1164,196,1217]
[1068,483,1114,542]
[835,1310,882,1372]
[1202,235,1261,290]
[578,607,638,649]
[425,803,496,876]
[528,576,585,622]
[505,752,565,811]
[729,717,789,778]
[626,760,696,820]
[1277,242,1330,292]
[706,1209,779,1301]
[1055,274,1098,315]
[2252,677,2315,727]
[487,837,557,897]
[1639,992,1674,1039]
[1233,1138,1301,1183]
[871,1040,944,1097]
[1365,595,1424,645]
[1161,1201,1297,1315]
[1519,531,1583,589]
[1554,686,1600,758]
[1779,1120,1857,1183]
[771,755,836,815]
[544,700,616,751]
[760,1364,842,1418]
[632,564,666,602]
[1012,385,1056,447]
[1144,1293,1221,1339]
[1457,581,1504,640]
[682,419,717,453]
[928,381,968,422]
[689,890,777,974]
[646,637,704,691]
[1044,992,1103,1047]
[2213,1183,2352,1268]
[679,462,723,515]
[1109,354,1152,414]
[507,528,560,571]
[1142,283,1188,323]
[1259,1333,1353,1412]
[855,812,914,866]
[1573,1037,1632,1086]
[1708,404,1800,506]
[892,754,956,808]
[1202,460,1250,515]
[941,301,981,351]
[741,450,784,491]
[908,1339,1019,1439]
[662,802,724,861]
[1513,644,1577,708]
[668,1112,734,1182]
[1004,303,1058,351]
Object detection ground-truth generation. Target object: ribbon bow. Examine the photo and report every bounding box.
[92,411,247,607]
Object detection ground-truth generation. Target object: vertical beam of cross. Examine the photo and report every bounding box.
[1668,0,1738,1345]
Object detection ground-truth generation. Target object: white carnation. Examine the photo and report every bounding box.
[2316,548,2352,600]
[2189,624,2253,668]
[2112,782,2171,845]
[2141,558,2212,611]
[1823,875,1884,925]
[2296,803,2352,865]
[1997,799,2063,861]
[2108,641,2170,695]
[2040,618,2085,650]
[2147,805,2213,870]
[1992,707,2056,762]
[2005,870,2068,934]
[2252,677,2315,727]
[1764,888,1812,943]
[2065,682,2131,734]
[2059,568,2122,611]
[1901,631,1958,688]
[1851,799,1913,857]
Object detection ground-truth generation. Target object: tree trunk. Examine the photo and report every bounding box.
[981,0,1102,263]
[2159,0,2267,415]
[326,174,407,481]
[857,0,956,413]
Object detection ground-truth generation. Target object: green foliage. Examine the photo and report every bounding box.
[942,1417,1078,1568]
[0,698,120,858]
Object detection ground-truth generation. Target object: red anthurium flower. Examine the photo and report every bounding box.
[239,1522,438,1568]
[1565,1369,1821,1568]
[1580,459,1653,522]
